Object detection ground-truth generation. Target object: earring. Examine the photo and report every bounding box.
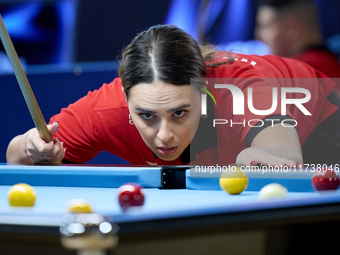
[129,114,134,125]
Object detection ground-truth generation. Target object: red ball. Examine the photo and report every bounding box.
[118,183,145,210]
[312,168,340,191]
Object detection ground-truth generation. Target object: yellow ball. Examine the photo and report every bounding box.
[219,166,248,195]
[67,199,93,213]
[8,183,36,207]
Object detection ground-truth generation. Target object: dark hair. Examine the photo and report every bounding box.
[118,25,208,98]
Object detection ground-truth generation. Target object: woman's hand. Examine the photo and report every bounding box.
[6,122,65,164]
[25,122,65,164]
[236,123,303,167]
[236,146,298,167]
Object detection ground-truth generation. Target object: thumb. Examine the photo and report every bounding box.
[48,122,60,136]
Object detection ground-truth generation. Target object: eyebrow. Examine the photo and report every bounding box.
[135,107,156,114]
[169,104,190,113]
[135,104,190,114]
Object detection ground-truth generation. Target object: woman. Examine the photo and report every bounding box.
[6,25,340,167]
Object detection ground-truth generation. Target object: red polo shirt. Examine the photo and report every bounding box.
[50,53,337,165]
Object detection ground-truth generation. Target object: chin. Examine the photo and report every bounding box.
[153,148,182,162]
[156,153,179,162]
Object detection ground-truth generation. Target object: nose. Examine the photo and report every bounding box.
[157,120,174,144]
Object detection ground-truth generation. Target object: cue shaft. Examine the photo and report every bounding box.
[0,14,52,142]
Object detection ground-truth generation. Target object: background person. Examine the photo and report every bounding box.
[255,0,340,81]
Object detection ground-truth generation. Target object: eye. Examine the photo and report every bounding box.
[138,113,154,120]
[173,110,187,118]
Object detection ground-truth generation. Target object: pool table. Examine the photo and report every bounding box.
[1,163,340,255]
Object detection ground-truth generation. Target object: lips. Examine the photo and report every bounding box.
[157,146,178,156]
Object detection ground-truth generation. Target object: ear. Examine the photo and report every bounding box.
[198,80,208,94]
[122,85,129,102]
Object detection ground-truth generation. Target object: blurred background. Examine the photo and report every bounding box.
[1,0,340,164]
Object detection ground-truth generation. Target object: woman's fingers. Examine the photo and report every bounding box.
[25,123,64,164]
[237,147,301,167]
[48,122,59,136]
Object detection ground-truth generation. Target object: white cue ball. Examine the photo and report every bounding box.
[258,183,288,200]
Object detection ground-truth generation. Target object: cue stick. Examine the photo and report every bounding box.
[0,14,52,142]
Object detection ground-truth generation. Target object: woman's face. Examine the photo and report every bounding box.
[127,80,201,161]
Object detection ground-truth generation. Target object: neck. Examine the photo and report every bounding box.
[290,31,323,57]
